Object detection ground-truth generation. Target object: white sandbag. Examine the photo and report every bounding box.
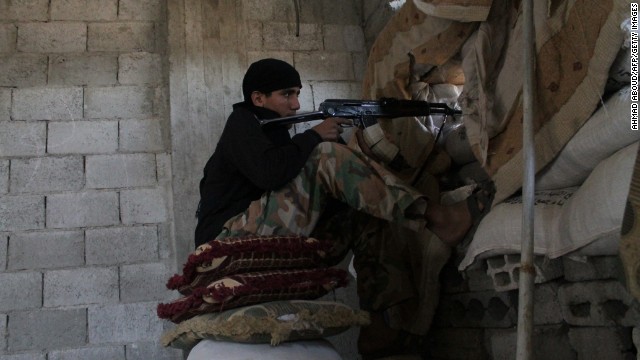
[460,142,638,270]
[535,86,639,190]
[187,339,342,360]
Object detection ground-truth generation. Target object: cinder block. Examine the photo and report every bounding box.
[155,153,172,185]
[88,302,164,343]
[242,0,295,22]
[263,23,322,51]
[321,0,361,25]
[118,52,162,85]
[0,353,46,360]
[49,346,125,360]
[157,222,174,260]
[532,325,577,360]
[323,24,365,52]
[153,86,170,117]
[311,82,362,105]
[10,156,84,193]
[563,256,624,282]
[17,22,87,53]
[0,24,16,52]
[0,160,8,193]
[126,342,183,360]
[48,120,118,154]
[85,86,154,119]
[88,23,155,52]
[46,192,120,229]
[486,328,516,360]
[569,327,633,360]
[0,88,9,121]
[485,255,564,292]
[435,290,517,328]
[86,153,156,189]
[0,122,46,156]
[51,0,118,21]
[0,272,42,312]
[86,225,159,265]
[49,54,118,86]
[119,119,164,152]
[242,0,280,21]
[12,87,83,121]
[465,266,496,292]
[245,21,263,50]
[0,195,45,232]
[0,0,48,21]
[295,52,354,80]
[0,54,47,87]
[242,0,322,26]
[120,188,168,224]
[352,52,367,81]
[119,0,165,21]
[427,328,488,359]
[8,309,86,351]
[558,280,640,327]
[533,282,564,325]
[44,267,118,307]
[120,262,173,302]
[8,230,84,270]
[246,51,294,67]
[486,325,576,360]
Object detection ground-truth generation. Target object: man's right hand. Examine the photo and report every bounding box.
[312,117,352,142]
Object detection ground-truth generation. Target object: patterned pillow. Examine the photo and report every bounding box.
[157,268,349,323]
[167,235,331,295]
[160,300,370,351]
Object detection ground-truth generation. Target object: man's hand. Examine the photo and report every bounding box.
[312,117,352,142]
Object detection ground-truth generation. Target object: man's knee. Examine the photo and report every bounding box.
[312,141,351,158]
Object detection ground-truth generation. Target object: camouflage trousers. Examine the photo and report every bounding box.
[218,142,449,335]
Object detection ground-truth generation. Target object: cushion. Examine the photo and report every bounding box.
[161,300,370,351]
[158,268,349,323]
[185,339,342,360]
[167,235,331,295]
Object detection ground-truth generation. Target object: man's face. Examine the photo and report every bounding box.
[253,87,301,117]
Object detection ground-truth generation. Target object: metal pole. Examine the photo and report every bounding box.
[516,0,536,359]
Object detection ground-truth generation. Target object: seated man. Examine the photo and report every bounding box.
[194,58,490,358]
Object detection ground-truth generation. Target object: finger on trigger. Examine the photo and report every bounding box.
[338,118,353,126]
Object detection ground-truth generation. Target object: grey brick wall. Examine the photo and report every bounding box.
[8,230,84,270]
[0,0,379,359]
[0,1,178,358]
[8,309,86,351]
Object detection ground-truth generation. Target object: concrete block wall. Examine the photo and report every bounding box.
[428,255,639,359]
[243,0,368,125]
[0,1,181,359]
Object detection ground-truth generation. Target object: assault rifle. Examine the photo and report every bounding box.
[258,98,461,129]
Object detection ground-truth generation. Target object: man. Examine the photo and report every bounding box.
[195,58,490,358]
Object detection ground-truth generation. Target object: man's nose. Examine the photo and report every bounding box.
[290,95,300,110]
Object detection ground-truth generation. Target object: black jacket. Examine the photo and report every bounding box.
[194,101,323,247]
